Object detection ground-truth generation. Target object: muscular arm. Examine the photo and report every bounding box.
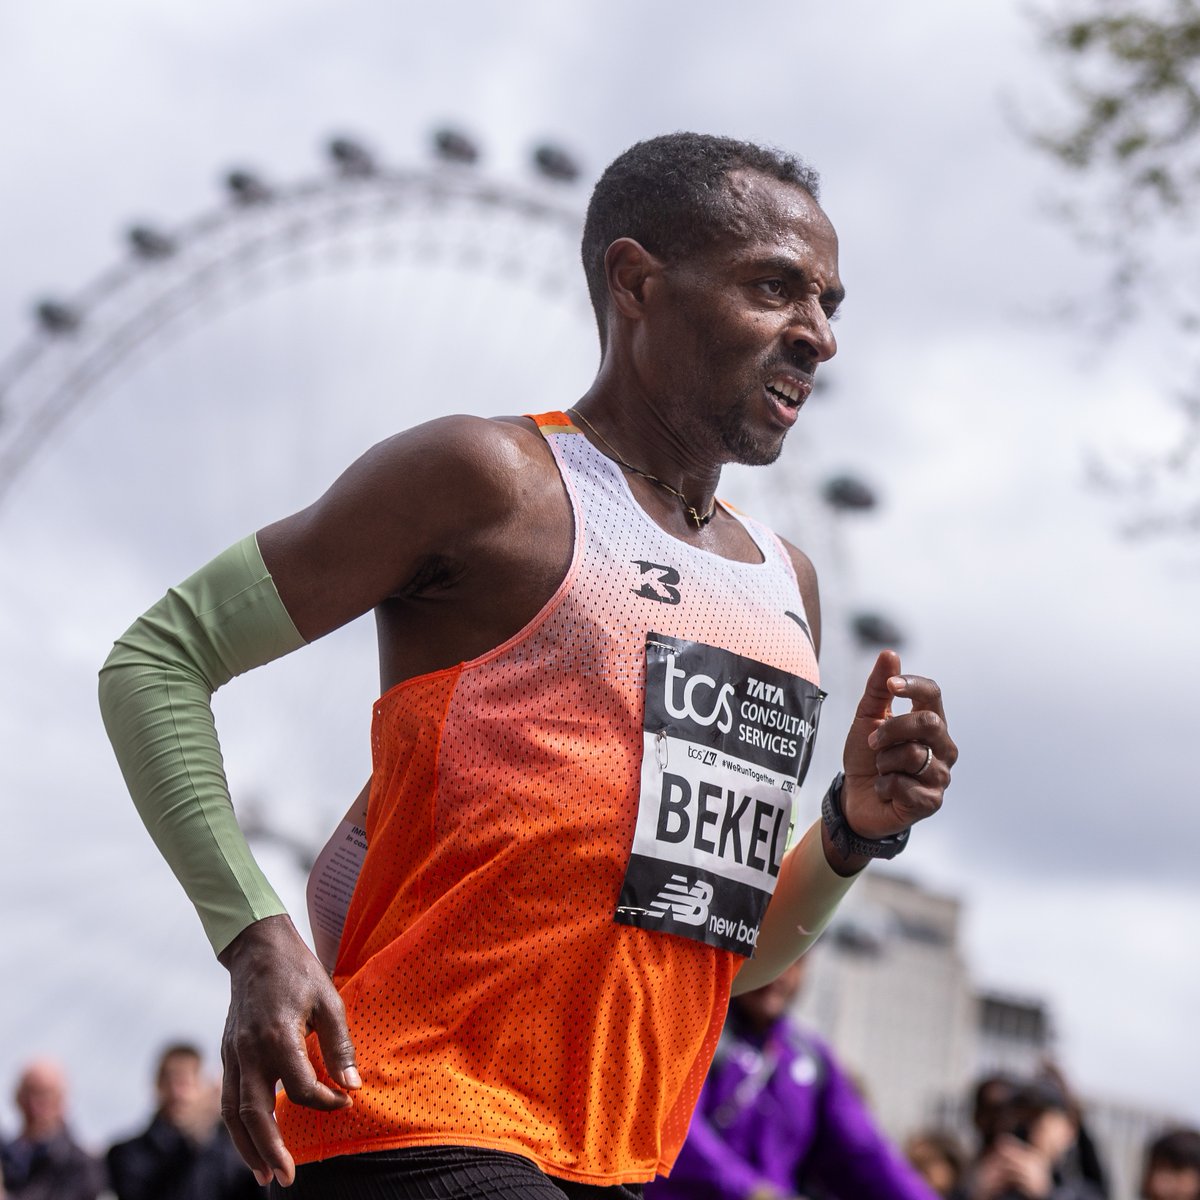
[98,415,571,1186]
[99,418,550,946]
[98,533,305,953]
[258,415,572,677]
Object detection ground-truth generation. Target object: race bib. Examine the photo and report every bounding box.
[615,633,824,957]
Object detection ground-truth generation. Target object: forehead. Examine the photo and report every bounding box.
[20,1066,64,1094]
[704,169,839,273]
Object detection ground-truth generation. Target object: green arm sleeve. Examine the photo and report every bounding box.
[98,534,307,955]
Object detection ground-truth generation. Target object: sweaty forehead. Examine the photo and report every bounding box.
[718,169,835,246]
[703,169,839,282]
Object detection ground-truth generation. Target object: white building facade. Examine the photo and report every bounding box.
[792,870,1185,1200]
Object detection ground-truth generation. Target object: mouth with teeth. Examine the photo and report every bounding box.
[764,375,811,425]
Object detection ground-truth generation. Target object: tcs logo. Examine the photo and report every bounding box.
[663,652,734,733]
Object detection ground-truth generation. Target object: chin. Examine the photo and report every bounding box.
[717,400,788,466]
[721,426,786,467]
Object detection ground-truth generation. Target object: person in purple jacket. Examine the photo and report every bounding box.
[647,956,937,1200]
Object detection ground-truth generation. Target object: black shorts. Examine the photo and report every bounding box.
[273,1146,646,1200]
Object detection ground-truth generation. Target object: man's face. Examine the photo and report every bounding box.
[15,1062,66,1138]
[973,1078,1017,1145]
[157,1053,204,1126]
[734,956,808,1031]
[1144,1163,1200,1200]
[638,169,843,467]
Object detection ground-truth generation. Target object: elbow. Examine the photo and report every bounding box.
[97,640,126,722]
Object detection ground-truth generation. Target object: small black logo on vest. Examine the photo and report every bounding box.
[784,610,814,647]
[633,561,682,605]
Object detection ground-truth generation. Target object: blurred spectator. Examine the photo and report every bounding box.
[965,1076,1103,1200]
[106,1043,262,1200]
[906,1130,968,1198]
[0,1059,105,1200]
[1037,1062,1108,1199]
[645,956,937,1200]
[1140,1129,1200,1200]
[972,1076,1021,1152]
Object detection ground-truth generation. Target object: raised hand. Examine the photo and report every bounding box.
[840,649,956,844]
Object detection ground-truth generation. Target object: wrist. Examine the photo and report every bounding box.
[820,772,910,869]
[820,817,872,877]
[217,913,299,970]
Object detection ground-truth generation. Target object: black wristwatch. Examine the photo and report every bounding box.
[820,772,910,860]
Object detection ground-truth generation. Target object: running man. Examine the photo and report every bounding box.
[100,133,957,1199]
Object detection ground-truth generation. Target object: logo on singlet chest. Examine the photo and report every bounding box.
[632,560,682,605]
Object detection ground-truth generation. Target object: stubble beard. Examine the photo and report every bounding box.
[716,392,787,467]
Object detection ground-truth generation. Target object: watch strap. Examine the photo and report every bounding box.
[820,772,910,861]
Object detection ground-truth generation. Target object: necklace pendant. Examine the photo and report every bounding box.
[569,407,715,529]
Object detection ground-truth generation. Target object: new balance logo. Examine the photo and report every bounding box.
[646,874,712,926]
[633,561,682,605]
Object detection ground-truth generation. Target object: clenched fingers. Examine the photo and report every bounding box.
[870,677,957,774]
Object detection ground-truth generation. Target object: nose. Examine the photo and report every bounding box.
[788,301,837,365]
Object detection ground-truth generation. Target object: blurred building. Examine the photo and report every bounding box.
[975,990,1054,1077]
[793,870,1185,1200]
[1084,1097,1184,1200]
[794,871,977,1138]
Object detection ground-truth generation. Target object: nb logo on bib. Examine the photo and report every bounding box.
[646,875,713,926]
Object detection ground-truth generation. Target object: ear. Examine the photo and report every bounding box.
[604,237,663,323]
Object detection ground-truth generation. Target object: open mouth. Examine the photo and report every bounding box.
[766,377,808,410]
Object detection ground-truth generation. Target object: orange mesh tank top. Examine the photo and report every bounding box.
[277,413,821,1184]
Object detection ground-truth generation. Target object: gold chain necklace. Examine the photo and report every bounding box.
[568,408,717,528]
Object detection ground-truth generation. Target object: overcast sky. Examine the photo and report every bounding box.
[2,0,1198,1151]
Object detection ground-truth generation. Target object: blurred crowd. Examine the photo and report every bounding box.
[641,956,1200,1200]
[2,1014,1196,1200]
[902,1072,1200,1200]
[0,1046,262,1200]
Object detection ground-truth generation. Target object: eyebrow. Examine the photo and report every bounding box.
[753,256,846,307]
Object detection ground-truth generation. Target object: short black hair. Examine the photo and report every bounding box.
[581,132,821,342]
[1147,1128,1200,1173]
[972,1074,1019,1118]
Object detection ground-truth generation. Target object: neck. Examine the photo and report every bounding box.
[572,372,723,524]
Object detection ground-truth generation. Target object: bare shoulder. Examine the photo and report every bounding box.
[257,413,565,641]
[779,534,822,658]
[281,414,559,539]
[779,535,818,597]
[431,411,554,469]
[346,412,553,498]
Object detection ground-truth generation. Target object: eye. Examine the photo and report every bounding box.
[756,279,786,298]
